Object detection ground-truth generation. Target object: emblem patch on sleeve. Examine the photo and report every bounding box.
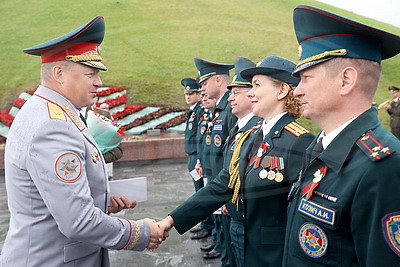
[382,212,400,257]
[298,223,328,258]
[54,152,82,182]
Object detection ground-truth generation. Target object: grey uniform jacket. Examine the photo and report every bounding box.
[0,85,150,267]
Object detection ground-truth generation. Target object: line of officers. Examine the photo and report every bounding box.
[163,5,400,267]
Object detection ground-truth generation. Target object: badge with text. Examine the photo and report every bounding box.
[188,122,193,130]
[55,152,82,182]
[298,198,336,226]
[298,223,328,258]
[382,212,400,257]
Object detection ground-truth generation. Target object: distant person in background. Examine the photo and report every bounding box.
[194,57,236,262]
[385,86,400,138]
[193,90,217,251]
[0,16,164,267]
[182,77,203,192]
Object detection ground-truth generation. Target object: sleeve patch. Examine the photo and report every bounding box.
[54,152,82,182]
[284,121,310,136]
[382,212,400,257]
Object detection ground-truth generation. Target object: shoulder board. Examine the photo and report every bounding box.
[356,130,393,162]
[62,104,86,132]
[47,102,66,121]
[284,121,310,136]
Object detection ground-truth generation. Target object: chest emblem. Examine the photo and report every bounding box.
[298,222,328,258]
[55,152,82,182]
[205,134,212,146]
[382,212,400,257]
[214,134,222,147]
[200,125,207,135]
[91,151,100,163]
[188,122,193,130]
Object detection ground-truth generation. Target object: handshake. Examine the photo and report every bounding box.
[144,216,175,250]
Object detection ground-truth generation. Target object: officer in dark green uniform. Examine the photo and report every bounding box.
[385,86,400,138]
[223,57,260,267]
[182,78,203,191]
[195,57,237,263]
[283,6,400,266]
[160,56,314,266]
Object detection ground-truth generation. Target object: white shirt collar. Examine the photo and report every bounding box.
[189,102,197,110]
[216,92,226,106]
[237,113,254,130]
[319,117,357,149]
[262,112,287,138]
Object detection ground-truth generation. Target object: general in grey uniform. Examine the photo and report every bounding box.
[0,16,160,267]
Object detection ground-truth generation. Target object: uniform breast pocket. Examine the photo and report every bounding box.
[64,241,100,263]
[294,198,343,262]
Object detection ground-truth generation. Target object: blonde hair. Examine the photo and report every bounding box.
[270,77,303,119]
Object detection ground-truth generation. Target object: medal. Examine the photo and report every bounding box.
[267,170,276,180]
[275,172,284,182]
[257,147,264,157]
[259,169,268,179]
[302,166,328,200]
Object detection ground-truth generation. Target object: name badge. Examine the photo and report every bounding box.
[298,198,336,226]
[213,124,223,131]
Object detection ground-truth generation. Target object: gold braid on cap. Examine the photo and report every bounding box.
[65,47,103,62]
[297,49,347,68]
[228,128,254,205]
[200,72,216,80]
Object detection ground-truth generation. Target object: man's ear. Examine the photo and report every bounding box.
[339,66,357,96]
[277,83,290,100]
[52,64,64,84]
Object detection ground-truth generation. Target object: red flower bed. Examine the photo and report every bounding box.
[155,113,186,130]
[13,98,27,109]
[112,104,147,120]
[95,95,127,109]
[120,107,185,131]
[96,86,126,97]
[0,110,14,126]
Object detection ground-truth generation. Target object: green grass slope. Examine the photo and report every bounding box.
[0,0,398,133]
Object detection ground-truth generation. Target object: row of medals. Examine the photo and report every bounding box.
[257,147,284,182]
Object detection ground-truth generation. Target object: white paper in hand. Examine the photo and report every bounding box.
[109,177,147,203]
[189,169,202,181]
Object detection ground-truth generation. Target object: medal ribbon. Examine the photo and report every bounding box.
[249,143,268,169]
[302,166,328,200]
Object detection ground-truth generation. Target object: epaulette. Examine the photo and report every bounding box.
[62,104,86,132]
[356,130,393,161]
[284,121,310,136]
[47,102,66,121]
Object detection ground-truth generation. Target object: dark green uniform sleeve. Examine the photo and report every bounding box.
[169,167,234,234]
[351,157,400,265]
[102,145,123,163]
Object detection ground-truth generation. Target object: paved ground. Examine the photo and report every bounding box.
[0,158,221,267]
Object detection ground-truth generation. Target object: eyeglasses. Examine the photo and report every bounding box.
[229,89,250,97]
